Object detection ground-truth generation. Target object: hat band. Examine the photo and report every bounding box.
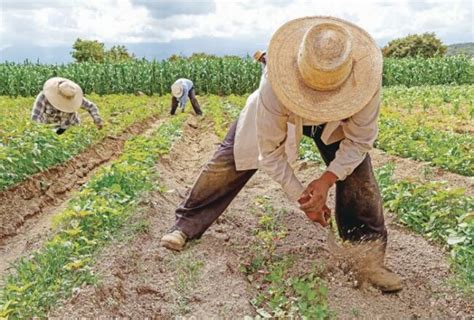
[298,55,353,91]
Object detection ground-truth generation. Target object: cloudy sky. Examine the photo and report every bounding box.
[0,0,472,62]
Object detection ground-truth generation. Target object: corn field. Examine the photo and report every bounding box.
[0,56,472,97]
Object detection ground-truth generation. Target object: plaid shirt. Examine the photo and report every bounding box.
[31,91,102,129]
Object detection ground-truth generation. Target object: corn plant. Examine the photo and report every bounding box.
[1,56,472,97]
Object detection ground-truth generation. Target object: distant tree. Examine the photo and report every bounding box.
[382,33,447,58]
[167,54,185,62]
[188,52,217,60]
[105,45,135,62]
[71,38,105,63]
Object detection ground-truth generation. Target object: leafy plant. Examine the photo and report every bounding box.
[0,114,187,318]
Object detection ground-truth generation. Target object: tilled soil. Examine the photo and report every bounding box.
[0,116,163,276]
[49,117,473,319]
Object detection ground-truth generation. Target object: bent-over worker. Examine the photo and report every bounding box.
[161,17,402,293]
[170,78,203,116]
[31,77,103,134]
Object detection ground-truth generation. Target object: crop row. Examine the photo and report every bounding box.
[218,91,473,176]
[376,165,473,290]
[377,114,473,176]
[0,95,170,190]
[0,113,188,319]
[1,56,472,97]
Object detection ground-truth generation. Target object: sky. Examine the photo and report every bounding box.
[0,0,473,63]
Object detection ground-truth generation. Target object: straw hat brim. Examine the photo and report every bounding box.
[43,77,83,113]
[171,83,184,98]
[267,16,383,123]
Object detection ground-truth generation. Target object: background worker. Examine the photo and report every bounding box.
[31,77,103,134]
[253,50,267,66]
[170,78,203,116]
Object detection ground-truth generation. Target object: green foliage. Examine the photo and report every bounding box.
[243,196,331,319]
[382,33,447,58]
[0,95,168,190]
[376,165,474,291]
[383,56,473,86]
[0,114,187,318]
[1,57,472,97]
[71,38,106,63]
[105,45,135,63]
[376,113,473,176]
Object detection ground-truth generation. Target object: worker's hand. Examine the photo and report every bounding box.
[299,202,331,226]
[299,174,334,211]
[96,122,104,130]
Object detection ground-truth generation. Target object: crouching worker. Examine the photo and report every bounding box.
[161,17,402,293]
[31,77,103,134]
[170,78,203,116]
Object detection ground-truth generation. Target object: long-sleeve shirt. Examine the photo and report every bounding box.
[234,68,380,202]
[173,78,194,109]
[31,91,102,129]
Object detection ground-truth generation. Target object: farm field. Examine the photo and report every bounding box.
[0,82,472,318]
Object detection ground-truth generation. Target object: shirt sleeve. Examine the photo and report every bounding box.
[326,89,381,180]
[81,98,102,124]
[256,78,305,202]
[31,92,46,122]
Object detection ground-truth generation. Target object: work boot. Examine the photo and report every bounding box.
[367,266,403,293]
[160,230,187,251]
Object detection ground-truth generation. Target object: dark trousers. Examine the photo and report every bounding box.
[175,121,386,243]
[170,88,203,115]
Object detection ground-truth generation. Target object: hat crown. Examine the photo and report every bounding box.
[58,81,77,98]
[297,22,353,91]
[171,83,183,98]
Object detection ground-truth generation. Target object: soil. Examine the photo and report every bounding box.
[46,117,473,319]
[0,115,162,275]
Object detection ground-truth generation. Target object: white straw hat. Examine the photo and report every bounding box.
[171,82,184,98]
[43,77,83,113]
[267,16,383,122]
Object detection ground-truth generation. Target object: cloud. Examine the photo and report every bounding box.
[131,0,216,19]
[0,0,472,62]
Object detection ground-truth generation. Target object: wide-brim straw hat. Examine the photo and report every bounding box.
[253,50,266,61]
[43,77,83,113]
[267,16,382,123]
[171,82,184,98]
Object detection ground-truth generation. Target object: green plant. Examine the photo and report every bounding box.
[0,57,472,97]
[0,94,168,190]
[376,164,473,291]
[382,33,447,58]
[0,114,187,318]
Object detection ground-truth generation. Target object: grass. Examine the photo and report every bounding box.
[0,113,187,319]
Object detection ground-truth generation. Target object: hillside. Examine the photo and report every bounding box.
[447,42,474,57]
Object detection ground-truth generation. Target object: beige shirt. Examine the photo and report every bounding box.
[234,70,381,202]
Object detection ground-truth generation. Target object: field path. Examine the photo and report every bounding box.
[0,115,168,277]
[49,116,473,319]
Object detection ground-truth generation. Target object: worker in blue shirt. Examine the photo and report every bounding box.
[170,78,203,115]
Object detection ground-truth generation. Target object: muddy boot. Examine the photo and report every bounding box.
[367,266,402,293]
[160,230,187,251]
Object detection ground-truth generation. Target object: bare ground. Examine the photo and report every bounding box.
[0,115,165,276]
[48,117,473,319]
